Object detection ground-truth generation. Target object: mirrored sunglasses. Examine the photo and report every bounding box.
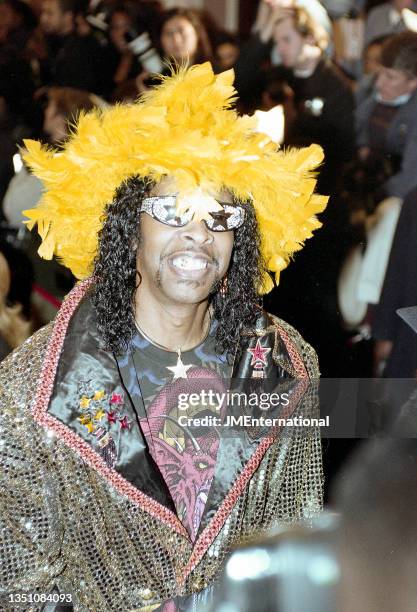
[140,195,246,231]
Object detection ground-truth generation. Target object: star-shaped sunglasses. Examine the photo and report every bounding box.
[140,195,246,231]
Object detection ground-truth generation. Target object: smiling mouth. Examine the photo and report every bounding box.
[171,256,209,271]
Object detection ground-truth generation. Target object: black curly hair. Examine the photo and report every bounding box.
[92,175,266,357]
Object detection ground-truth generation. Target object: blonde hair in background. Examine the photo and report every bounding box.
[0,252,31,350]
[274,6,330,52]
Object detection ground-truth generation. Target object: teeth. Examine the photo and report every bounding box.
[172,256,208,271]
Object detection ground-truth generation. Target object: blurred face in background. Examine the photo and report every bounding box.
[160,16,198,62]
[40,0,72,36]
[109,10,132,52]
[273,17,314,69]
[375,65,417,101]
[393,0,414,10]
[215,42,239,71]
[44,99,67,142]
[364,42,383,75]
[0,3,15,43]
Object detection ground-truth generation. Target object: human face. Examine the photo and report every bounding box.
[109,10,132,52]
[40,0,72,35]
[43,99,67,142]
[136,180,235,306]
[273,17,307,69]
[375,65,417,102]
[216,42,239,70]
[393,0,414,10]
[364,42,382,75]
[160,16,198,63]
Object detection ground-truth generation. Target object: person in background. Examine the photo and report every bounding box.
[356,31,417,200]
[157,8,212,66]
[106,4,140,93]
[135,7,213,95]
[233,0,332,112]
[39,0,109,95]
[253,0,332,43]
[3,86,107,228]
[213,31,240,72]
[0,0,37,198]
[270,7,355,169]
[334,437,417,612]
[0,0,38,56]
[105,0,162,101]
[338,32,417,338]
[355,35,388,104]
[365,0,417,44]
[373,185,417,377]
[0,249,31,360]
[263,8,355,378]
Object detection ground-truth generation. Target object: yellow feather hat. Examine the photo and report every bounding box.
[23,62,328,293]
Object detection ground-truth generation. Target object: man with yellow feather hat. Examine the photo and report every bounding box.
[0,63,327,610]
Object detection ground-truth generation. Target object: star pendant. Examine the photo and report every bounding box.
[166,351,193,380]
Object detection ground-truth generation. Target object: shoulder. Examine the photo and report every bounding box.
[263,312,320,378]
[399,92,417,118]
[0,323,54,412]
[355,94,376,118]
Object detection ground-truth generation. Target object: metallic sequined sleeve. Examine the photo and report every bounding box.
[0,325,71,612]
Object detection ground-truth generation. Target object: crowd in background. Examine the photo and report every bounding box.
[1,0,417,388]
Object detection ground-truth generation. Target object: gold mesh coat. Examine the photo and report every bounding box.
[0,283,322,611]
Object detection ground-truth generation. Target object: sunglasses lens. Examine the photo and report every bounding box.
[205,204,245,231]
[142,196,192,227]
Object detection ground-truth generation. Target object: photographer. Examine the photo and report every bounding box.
[39,0,110,95]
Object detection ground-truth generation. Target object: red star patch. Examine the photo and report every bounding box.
[119,416,132,430]
[247,339,271,366]
[107,411,118,424]
[110,392,123,405]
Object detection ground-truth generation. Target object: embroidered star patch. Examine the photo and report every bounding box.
[247,339,271,367]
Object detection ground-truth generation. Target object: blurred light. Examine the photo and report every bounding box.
[307,554,340,586]
[253,105,285,144]
[217,604,240,612]
[13,153,23,173]
[226,549,271,581]
[305,98,324,117]
[403,8,417,32]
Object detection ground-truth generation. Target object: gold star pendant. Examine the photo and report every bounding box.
[166,351,193,380]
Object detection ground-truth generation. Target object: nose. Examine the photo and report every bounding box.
[181,219,214,245]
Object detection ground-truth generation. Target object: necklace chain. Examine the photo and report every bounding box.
[134,314,211,354]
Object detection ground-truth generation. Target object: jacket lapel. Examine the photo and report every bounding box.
[194,313,304,538]
[34,281,184,537]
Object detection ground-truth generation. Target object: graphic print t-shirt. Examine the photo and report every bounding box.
[118,321,231,540]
